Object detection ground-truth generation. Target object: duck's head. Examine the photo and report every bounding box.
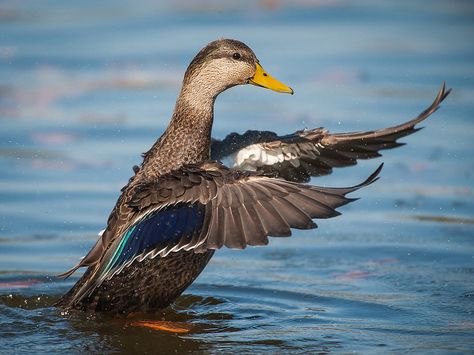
[181,39,293,104]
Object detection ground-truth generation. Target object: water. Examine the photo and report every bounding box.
[1,0,474,353]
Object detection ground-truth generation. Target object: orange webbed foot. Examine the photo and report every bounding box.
[130,320,191,333]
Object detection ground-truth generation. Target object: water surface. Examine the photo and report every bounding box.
[1,0,474,353]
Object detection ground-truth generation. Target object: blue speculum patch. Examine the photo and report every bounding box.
[105,203,206,274]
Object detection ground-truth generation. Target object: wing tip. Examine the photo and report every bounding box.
[408,81,451,128]
[438,81,451,104]
[56,265,81,280]
[428,81,451,115]
[353,163,383,190]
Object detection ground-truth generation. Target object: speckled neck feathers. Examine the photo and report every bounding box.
[138,97,214,179]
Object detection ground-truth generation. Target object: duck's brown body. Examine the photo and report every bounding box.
[57,39,448,315]
[58,250,214,313]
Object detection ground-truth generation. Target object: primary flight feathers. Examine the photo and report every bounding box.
[212,83,450,182]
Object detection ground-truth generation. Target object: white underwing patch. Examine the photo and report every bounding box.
[229,143,302,170]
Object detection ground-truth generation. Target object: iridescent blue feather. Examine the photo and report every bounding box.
[102,203,206,278]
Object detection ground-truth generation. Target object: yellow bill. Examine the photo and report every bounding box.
[249,63,294,94]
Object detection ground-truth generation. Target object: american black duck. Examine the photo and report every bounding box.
[57,39,449,314]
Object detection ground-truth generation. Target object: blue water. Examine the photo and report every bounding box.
[1,0,473,353]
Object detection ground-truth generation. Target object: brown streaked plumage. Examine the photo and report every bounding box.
[56,39,449,315]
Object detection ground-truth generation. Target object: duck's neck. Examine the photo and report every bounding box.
[138,91,216,179]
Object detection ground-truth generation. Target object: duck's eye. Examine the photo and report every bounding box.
[232,52,241,60]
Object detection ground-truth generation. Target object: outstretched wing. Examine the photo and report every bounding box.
[126,162,382,253]
[211,83,450,182]
[60,161,382,302]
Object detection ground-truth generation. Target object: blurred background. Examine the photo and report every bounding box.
[0,0,473,353]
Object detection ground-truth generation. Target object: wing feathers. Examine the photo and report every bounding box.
[255,200,292,237]
[59,160,381,304]
[212,83,449,182]
[203,203,221,249]
[273,196,316,229]
[239,204,269,246]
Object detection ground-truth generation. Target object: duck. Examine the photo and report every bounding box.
[57,39,449,315]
